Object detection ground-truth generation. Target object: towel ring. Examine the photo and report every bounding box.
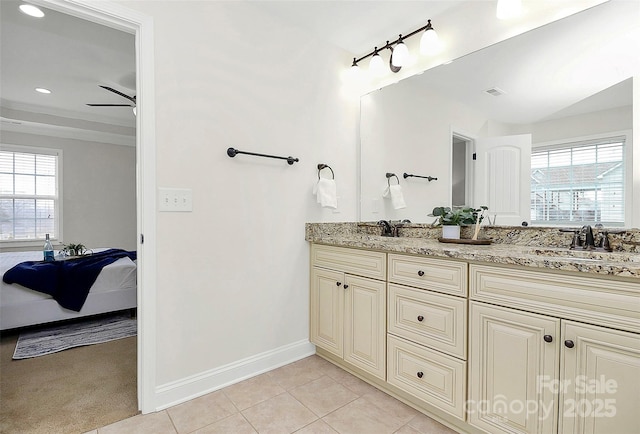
[317,164,335,180]
[386,172,400,186]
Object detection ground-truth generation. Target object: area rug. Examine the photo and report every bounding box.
[12,313,136,359]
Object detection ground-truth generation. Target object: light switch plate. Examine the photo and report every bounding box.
[158,188,192,212]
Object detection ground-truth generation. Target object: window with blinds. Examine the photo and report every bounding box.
[0,146,61,243]
[530,136,625,225]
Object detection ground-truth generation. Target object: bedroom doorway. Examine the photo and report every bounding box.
[45,0,158,415]
[7,0,156,418]
[451,132,475,208]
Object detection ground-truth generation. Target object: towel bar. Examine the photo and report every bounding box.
[227,147,299,165]
[403,172,437,182]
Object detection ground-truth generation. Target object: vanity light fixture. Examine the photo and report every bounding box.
[369,47,385,77]
[350,19,441,75]
[349,57,361,79]
[19,4,45,18]
[420,20,441,55]
[391,35,409,67]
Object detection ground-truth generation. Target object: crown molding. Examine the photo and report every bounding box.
[1,116,135,147]
[1,98,135,128]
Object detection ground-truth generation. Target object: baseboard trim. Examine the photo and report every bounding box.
[153,339,315,410]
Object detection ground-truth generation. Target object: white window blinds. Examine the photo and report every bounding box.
[530,137,625,225]
[0,146,60,242]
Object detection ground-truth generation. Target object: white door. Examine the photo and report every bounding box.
[474,134,531,226]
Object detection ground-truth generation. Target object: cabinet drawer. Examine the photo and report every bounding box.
[470,264,640,333]
[312,244,386,280]
[388,284,467,359]
[387,334,466,420]
[388,254,467,296]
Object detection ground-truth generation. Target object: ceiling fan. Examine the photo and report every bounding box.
[87,85,136,115]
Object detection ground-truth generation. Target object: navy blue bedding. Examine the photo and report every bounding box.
[2,249,136,312]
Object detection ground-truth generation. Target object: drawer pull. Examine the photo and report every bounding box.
[417,371,424,379]
[543,335,553,343]
[343,284,349,289]
[564,340,575,349]
[336,282,342,286]
[417,270,425,277]
[417,315,424,322]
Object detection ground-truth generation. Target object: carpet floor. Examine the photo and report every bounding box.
[0,320,138,434]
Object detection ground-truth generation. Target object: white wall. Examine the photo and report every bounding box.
[117,0,358,400]
[360,80,492,222]
[1,130,136,251]
[509,105,632,145]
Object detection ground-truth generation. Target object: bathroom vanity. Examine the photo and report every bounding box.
[306,223,640,434]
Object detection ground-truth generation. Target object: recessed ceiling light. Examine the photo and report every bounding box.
[19,4,45,18]
[35,88,51,94]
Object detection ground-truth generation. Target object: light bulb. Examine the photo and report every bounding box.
[369,51,385,77]
[391,39,409,67]
[19,4,45,18]
[346,59,361,83]
[496,0,522,20]
[420,21,441,55]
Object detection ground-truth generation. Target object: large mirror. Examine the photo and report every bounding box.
[360,1,638,227]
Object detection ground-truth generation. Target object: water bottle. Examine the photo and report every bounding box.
[43,234,54,262]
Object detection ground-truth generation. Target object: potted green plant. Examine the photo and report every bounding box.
[429,206,488,239]
[61,243,87,257]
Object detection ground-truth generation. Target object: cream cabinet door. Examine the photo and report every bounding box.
[469,302,560,434]
[310,267,344,358]
[344,274,386,380]
[559,321,640,434]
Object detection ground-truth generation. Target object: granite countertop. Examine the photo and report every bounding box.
[306,230,640,280]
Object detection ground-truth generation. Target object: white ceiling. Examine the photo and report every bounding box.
[0,0,637,132]
[0,0,136,126]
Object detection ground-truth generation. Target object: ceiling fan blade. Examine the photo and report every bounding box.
[99,85,136,104]
[87,103,135,107]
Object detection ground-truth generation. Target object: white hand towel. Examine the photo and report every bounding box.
[313,178,338,209]
[383,184,407,210]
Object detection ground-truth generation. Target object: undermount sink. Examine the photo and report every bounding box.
[525,247,639,263]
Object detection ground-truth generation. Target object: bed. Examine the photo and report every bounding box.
[0,249,137,330]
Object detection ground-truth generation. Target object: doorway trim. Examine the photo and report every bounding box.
[450,127,476,208]
[38,0,157,413]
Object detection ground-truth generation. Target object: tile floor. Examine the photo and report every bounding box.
[87,355,458,434]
